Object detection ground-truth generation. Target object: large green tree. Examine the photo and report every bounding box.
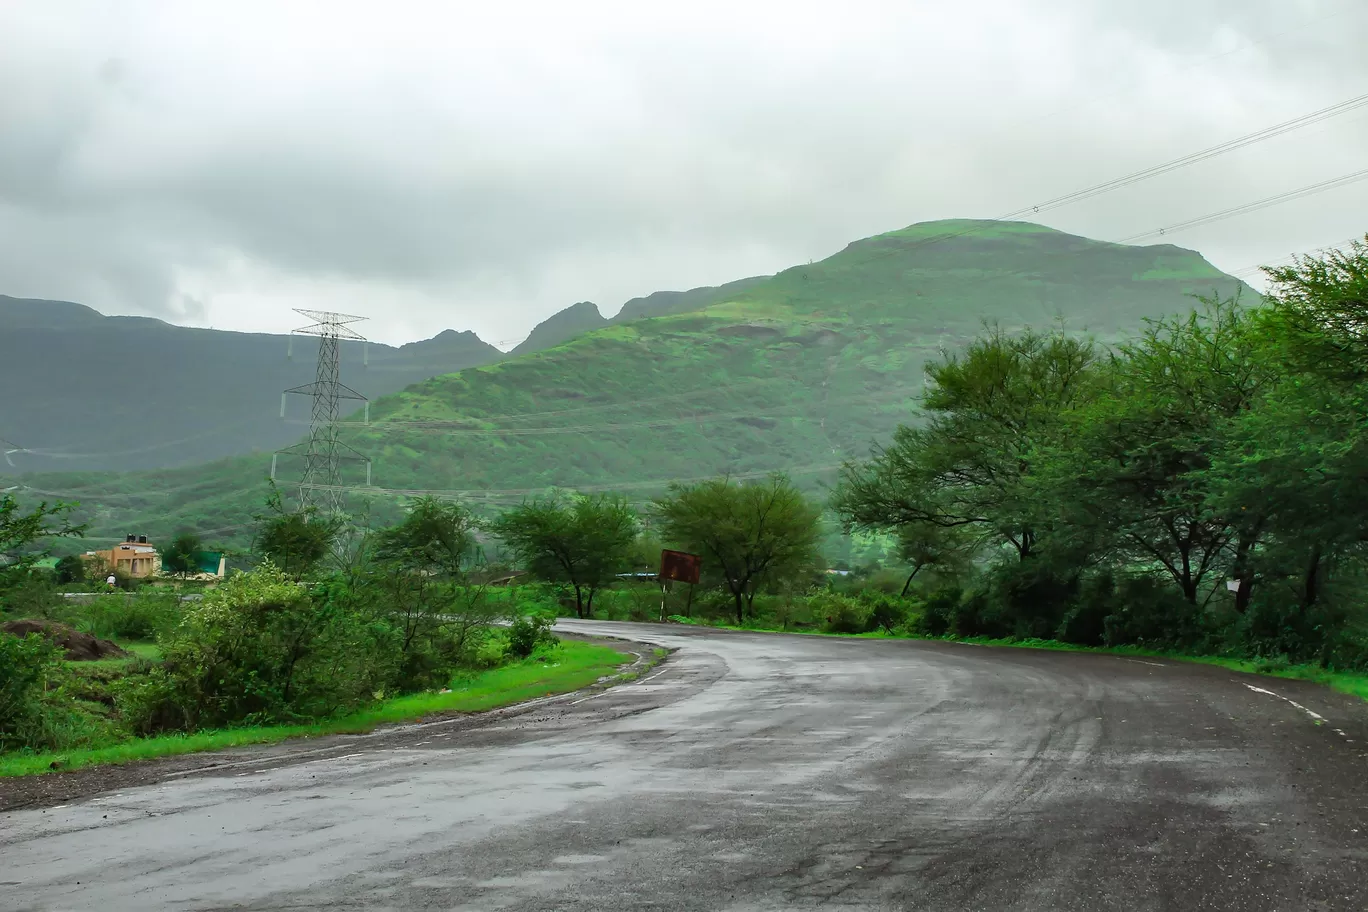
[654,473,821,625]
[252,485,341,579]
[833,327,1098,561]
[368,497,486,657]
[492,494,638,618]
[1037,300,1276,608]
[160,532,204,580]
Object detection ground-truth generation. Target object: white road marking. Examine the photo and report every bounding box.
[1241,683,1338,729]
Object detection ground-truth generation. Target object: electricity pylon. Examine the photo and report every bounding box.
[272,309,371,515]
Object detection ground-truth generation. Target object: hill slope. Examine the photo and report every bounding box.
[0,297,501,473]
[15,220,1251,550]
[510,301,608,356]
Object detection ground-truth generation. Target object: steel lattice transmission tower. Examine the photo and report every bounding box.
[271,309,372,515]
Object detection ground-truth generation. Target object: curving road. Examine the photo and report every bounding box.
[4,621,1368,911]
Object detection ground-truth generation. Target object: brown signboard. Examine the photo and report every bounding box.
[659,549,701,585]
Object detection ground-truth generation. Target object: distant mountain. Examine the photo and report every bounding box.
[17,219,1255,551]
[511,301,608,356]
[0,296,502,473]
[611,276,770,323]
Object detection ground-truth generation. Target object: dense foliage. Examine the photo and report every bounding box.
[835,239,1368,667]
[491,494,639,618]
[654,474,823,624]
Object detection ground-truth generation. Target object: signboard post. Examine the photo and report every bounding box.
[659,549,701,620]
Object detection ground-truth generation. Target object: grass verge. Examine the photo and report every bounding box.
[1,640,631,779]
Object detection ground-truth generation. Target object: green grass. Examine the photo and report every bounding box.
[0,640,631,779]
[68,640,161,670]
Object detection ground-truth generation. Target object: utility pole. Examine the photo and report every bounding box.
[272,309,371,515]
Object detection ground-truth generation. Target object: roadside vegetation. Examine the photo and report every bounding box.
[0,491,628,776]
[4,239,1368,776]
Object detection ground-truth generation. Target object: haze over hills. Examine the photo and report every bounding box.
[0,296,503,474]
[12,219,1252,549]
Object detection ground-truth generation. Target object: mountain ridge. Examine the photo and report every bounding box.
[11,218,1254,550]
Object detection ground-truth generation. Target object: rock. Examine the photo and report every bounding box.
[1,619,132,661]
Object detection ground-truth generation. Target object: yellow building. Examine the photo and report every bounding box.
[85,535,162,579]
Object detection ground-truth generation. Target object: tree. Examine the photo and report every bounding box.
[492,494,638,618]
[253,484,341,579]
[53,554,87,586]
[368,498,484,657]
[1262,235,1368,382]
[1037,299,1276,607]
[160,532,204,580]
[373,497,478,579]
[654,474,821,625]
[0,494,84,594]
[833,327,1098,562]
[894,523,972,596]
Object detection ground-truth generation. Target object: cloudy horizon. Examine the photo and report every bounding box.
[2,0,1366,347]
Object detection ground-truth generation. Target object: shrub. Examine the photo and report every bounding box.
[507,614,558,659]
[912,586,964,637]
[859,591,910,633]
[1099,575,1202,648]
[810,592,870,634]
[54,554,87,585]
[0,632,62,749]
[79,591,182,641]
[118,563,397,733]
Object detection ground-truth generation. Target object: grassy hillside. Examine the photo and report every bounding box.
[15,219,1249,552]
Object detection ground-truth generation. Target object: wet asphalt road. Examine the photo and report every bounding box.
[4,621,1368,912]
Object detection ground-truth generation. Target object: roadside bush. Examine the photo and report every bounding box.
[859,591,910,633]
[1100,575,1202,649]
[118,563,397,734]
[507,614,558,659]
[79,591,182,641]
[912,586,964,637]
[0,574,61,620]
[1055,572,1114,646]
[810,592,870,634]
[0,633,62,749]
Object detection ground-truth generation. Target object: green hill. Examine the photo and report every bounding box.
[14,219,1250,552]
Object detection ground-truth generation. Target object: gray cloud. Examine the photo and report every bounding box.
[1,0,1366,346]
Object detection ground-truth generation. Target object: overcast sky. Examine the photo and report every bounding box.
[2,0,1366,348]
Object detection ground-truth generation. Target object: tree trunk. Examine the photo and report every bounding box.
[585,588,596,619]
[574,585,586,619]
[1301,543,1323,612]
[900,565,923,598]
[733,588,745,626]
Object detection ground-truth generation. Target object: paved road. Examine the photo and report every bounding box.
[4,622,1368,911]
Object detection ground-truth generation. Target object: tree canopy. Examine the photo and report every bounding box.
[491,494,639,618]
[654,473,822,625]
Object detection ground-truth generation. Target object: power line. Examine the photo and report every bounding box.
[1229,236,1364,278]
[1001,92,1368,222]
[1117,168,1368,243]
[876,89,1368,262]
